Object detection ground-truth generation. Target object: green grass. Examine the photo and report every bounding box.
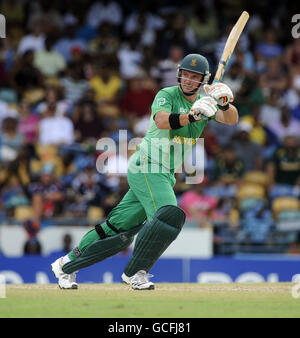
[1,283,299,318]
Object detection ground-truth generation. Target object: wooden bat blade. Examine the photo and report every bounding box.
[214,11,250,82]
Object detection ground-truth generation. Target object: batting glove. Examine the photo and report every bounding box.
[188,96,218,122]
[203,83,234,107]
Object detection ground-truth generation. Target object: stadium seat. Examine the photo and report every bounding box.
[87,206,104,222]
[239,197,265,213]
[243,171,269,187]
[272,197,300,219]
[14,206,33,222]
[237,183,266,214]
[241,216,273,243]
[205,185,237,199]
[269,184,299,200]
[277,210,300,221]
[237,183,265,200]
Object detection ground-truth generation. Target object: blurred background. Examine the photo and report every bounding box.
[1,0,300,284]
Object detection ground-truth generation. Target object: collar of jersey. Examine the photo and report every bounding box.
[177,86,199,105]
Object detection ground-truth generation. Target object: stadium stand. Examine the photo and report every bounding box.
[0,0,299,256]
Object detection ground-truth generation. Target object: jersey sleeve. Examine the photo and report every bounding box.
[151,89,173,119]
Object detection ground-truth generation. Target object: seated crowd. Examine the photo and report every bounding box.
[0,0,300,254]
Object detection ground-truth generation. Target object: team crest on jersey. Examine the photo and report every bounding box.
[157,97,166,106]
[190,58,197,67]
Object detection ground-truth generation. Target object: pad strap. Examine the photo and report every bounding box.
[95,220,120,239]
[106,219,120,234]
[95,223,106,239]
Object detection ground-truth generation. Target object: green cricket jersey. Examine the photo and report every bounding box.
[138,86,216,171]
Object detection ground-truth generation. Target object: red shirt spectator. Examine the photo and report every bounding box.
[120,76,156,117]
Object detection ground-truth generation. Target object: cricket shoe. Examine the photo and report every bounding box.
[51,257,78,289]
[121,270,155,290]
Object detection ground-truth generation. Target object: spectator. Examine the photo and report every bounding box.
[234,75,265,117]
[34,35,66,78]
[0,117,24,163]
[29,162,65,220]
[0,0,24,26]
[151,45,184,88]
[124,2,164,36]
[242,104,268,146]
[51,233,73,257]
[179,177,218,228]
[23,238,42,255]
[215,23,249,65]
[0,144,39,192]
[267,106,300,143]
[284,68,300,111]
[231,46,256,74]
[119,74,156,118]
[187,2,218,48]
[36,85,69,117]
[255,29,283,61]
[38,101,74,145]
[156,12,196,58]
[0,100,18,128]
[53,15,87,62]
[1,176,30,217]
[86,0,123,29]
[73,101,103,142]
[18,100,39,145]
[212,145,244,185]
[266,135,300,186]
[222,62,245,96]
[60,62,90,105]
[124,10,158,48]
[0,37,15,85]
[260,89,282,125]
[117,34,144,79]
[17,17,45,55]
[259,58,288,96]
[207,121,237,148]
[9,50,44,97]
[232,121,264,172]
[89,64,122,104]
[71,159,109,215]
[284,37,300,70]
[87,22,120,57]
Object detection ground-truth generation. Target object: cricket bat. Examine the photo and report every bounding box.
[214,11,250,82]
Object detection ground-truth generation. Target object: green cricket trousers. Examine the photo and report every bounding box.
[102,150,178,236]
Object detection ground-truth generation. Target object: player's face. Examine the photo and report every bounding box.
[180,70,203,93]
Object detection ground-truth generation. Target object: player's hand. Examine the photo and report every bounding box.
[189,96,218,121]
[203,83,234,106]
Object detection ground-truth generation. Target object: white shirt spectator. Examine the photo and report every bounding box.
[151,59,178,88]
[283,75,300,110]
[86,1,123,28]
[36,101,69,117]
[124,12,164,35]
[17,34,45,55]
[39,116,74,145]
[268,118,300,141]
[260,104,281,125]
[0,101,18,128]
[117,45,143,79]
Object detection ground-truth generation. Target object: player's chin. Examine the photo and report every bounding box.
[182,86,198,95]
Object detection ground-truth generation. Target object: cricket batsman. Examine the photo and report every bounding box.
[51,53,238,290]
